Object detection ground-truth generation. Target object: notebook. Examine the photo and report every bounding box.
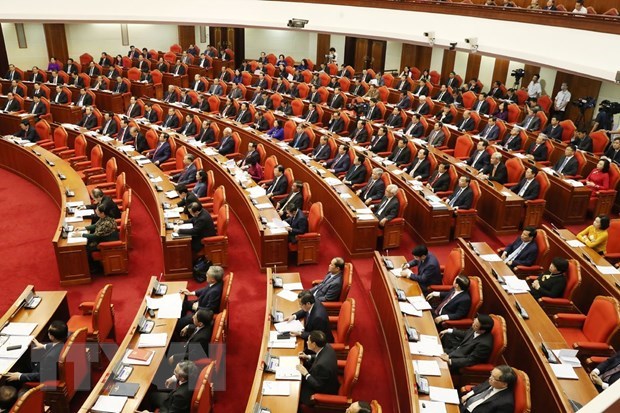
[109,382,139,398]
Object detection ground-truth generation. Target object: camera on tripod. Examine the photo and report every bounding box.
[572,97,597,112]
[510,68,525,83]
[600,100,620,116]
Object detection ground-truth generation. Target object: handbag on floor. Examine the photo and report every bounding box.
[192,257,212,282]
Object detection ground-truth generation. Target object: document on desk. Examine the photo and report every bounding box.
[275,356,302,380]
[409,342,443,357]
[137,159,152,166]
[429,386,460,404]
[408,296,433,311]
[149,176,163,183]
[480,254,502,262]
[137,333,168,348]
[66,236,87,244]
[254,202,274,210]
[324,177,342,187]
[66,201,85,207]
[121,349,154,366]
[399,302,423,317]
[247,186,267,199]
[357,214,376,221]
[502,276,530,293]
[0,358,14,374]
[274,320,304,333]
[419,400,447,413]
[566,239,585,248]
[597,265,620,275]
[550,363,578,380]
[155,294,183,319]
[1,322,37,336]
[65,216,83,223]
[165,190,179,199]
[0,335,34,359]
[164,210,181,219]
[268,331,296,349]
[339,193,352,199]
[177,223,193,230]
[276,289,299,302]
[91,395,127,413]
[283,282,304,291]
[552,349,581,366]
[74,209,95,217]
[355,207,373,214]
[262,380,291,396]
[413,360,442,376]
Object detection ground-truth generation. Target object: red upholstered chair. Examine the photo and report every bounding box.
[559,119,576,143]
[377,86,389,103]
[74,145,103,181]
[507,103,521,124]
[429,248,464,292]
[460,315,507,382]
[444,134,474,160]
[67,284,116,343]
[461,91,477,109]
[126,67,141,81]
[453,180,480,239]
[203,186,226,222]
[39,126,68,153]
[382,73,394,88]
[554,296,620,359]
[202,205,229,267]
[170,44,182,53]
[604,219,620,263]
[442,276,483,330]
[327,63,338,76]
[57,133,86,160]
[311,342,363,411]
[94,210,130,275]
[378,188,407,249]
[329,298,355,358]
[190,361,215,413]
[587,162,619,217]
[522,171,549,228]
[258,155,278,185]
[9,384,44,413]
[31,120,52,145]
[515,89,529,106]
[538,95,552,114]
[101,172,126,203]
[86,157,117,190]
[505,157,525,187]
[219,273,233,313]
[319,262,353,316]
[590,130,609,156]
[290,202,323,265]
[161,146,188,173]
[603,7,619,15]
[535,259,581,316]
[198,170,216,204]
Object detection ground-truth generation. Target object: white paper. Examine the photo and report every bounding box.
[409,342,444,357]
[324,177,342,187]
[283,282,304,291]
[155,294,183,319]
[177,223,193,230]
[552,349,581,366]
[355,207,373,214]
[419,335,439,344]
[150,176,163,183]
[262,380,291,396]
[274,356,302,380]
[480,254,502,262]
[165,190,179,199]
[66,201,85,207]
[0,358,15,374]
[390,269,403,277]
[419,400,447,413]
[64,216,83,223]
[164,210,181,219]
[567,240,585,248]
[550,363,578,380]
[503,276,531,292]
[268,331,296,349]
[145,296,161,310]
[121,349,154,366]
[413,360,442,376]
[0,335,34,359]
[254,203,274,210]
[1,322,37,336]
[357,214,376,221]
[339,193,352,199]
[137,333,168,348]
[91,395,127,413]
[597,265,620,275]
[247,186,267,198]
[429,386,460,404]
[399,302,423,317]
[267,220,289,229]
[137,159,152,166]
[66,236,87,244]
[408,296,433,311]
[74,209,95,217]
[269,227,288,234]
[276,289,299,302]
[274,320,304,333]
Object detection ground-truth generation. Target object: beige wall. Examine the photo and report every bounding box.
[1,23,47,69]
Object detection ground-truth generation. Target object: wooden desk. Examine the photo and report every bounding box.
[245,269,302,412]
[459,239,599,410]
[91,90,125,114]
[50,103,83,124]
[0,137,91,285]
[162,73,188,89]
[79,277,187,413]
[370,252,458,413]
[130,82,156,100]
[0,111,34,135]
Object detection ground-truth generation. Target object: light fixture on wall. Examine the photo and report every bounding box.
[199,26,207,44]
[120,24,129,46]
[15,24,27,49]
[287,18,308,28]
[464,37,478,53]
[449,42,457,51]
[423,31,435,47]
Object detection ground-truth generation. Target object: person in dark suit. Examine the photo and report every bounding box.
[440,314,494,372]
[307,85,321,104]
[460,365,516,412]
[364,99,382,121]
[456,110,476,132]
[217,128,236,156]
[6,320,68,384]
[263,164,288,199]
[571,129,593,153]
[303,103,320,124]
[500,226,539,269]
[178,90,192,106]
[501,128,522,151]
[373,184,400,227]
[310,257,345,302]
[394,75,411,91]
[169,309,214,364]
[148,133,172,166]
[4,64,21,81]
[519,107,541,132]
[15,120,39,142]
[78,106,98,129]
[525,134,549,162]
[325,144,350,174]
[275,180,304,216]
[405,148,430,180]
[297,331,340,408]
[327,111,345,134]
[69,72,84,88]
[207,78,224,96]
[238,141,261,170]
[195,120,215,145]
[603,137,620,165]
[141,103,158,124]
[478,153,508,185]
[385,107,404,128]
[542,116,564,141]
[368,126,389,153]
[172,155,197,187]
[435,105,454,124]
[133,127,150,153]
[91,75,106,91]
[9,80,24,97]
[328,87,345,109]
[171,60,186,76]
[350,120,369,144]
[489,81,505,99]
[75,88,93,108]
[428,275,472,325]
[396,91,412,110]
[510,166,540,200]
[176,184,199,216]
[63,58,77,75]
[163,85,178,103]
[466,140,491,170]
[179,266,224,317]
[590,350,620,391]
[85,61,100,77]
[343,155,367,186]
[31,83,47,99]
[425,122,446,147]
[2,92,20,112]
[235,102,252,124]
[400,245,442,292]
[553,144,579,176]
[28,95,46,116]
[290,125,310,151]
[177,114,197,136]
[48,70,63,86]
[106,66,119,79]
[472,93,490,115]
[192,95,210,112]
[414,96,430,116]
[162,108,179,129]
[356,168,385,205]
[387,138,411,166]
[98,112,117,136]
[311,136,331,161]
[142,360,197,413]
[530,257,568,300]
[84,189,121,224]
[478,117,500,141]
[427,163,451,192]
[445,72,460,90]
[285,204,308,243]
[116,119,131,143]
[446,176,473,209]
[285,292,334,342]
[433,84,454,104]
[274,78,289,95]
[220,98,237,118]
[402,114,425,139]
[177,203,216,253]
[111,76,127,94]
[98,52,110,66]
[412,79,429,96]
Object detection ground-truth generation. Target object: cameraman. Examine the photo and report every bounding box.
[591,101,614,134]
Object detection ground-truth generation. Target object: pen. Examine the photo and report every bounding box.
[155,324,166,327]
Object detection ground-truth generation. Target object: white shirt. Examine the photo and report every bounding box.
[465,387,507,411]
[527,81,541,98]
[554,90,571,111]
[572,7,588,14]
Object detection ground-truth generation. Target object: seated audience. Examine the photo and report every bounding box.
[399,245,442,292]
[460,365,516,412]
[140,361,198,413]
[576,215,610,255]
[297,331,340,408]
[285,204,308,243]
[501,226,538,269]
[427,275,472,325]
[440,314,495,373]
[310,257,345,302]
[530,257,568,300]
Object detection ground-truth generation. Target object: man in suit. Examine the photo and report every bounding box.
[290,125,310,151]
[394,74,410,91]
[176,203,216,254]
[4,64,21,80]
[249,88,265,106]
[275,180,304,216]
[519,107,541,132]
[285,204,308,243]
[91,75,106,91]
[178,90,192,106]
[227,83,243,100]
[235,102,251,124]
[395,90,412,110]
[134,127,150,153]
[427,275,472,325]
[162,108,179,129]
[86,61,100,77]
[311,136,330,161]
[356,168,385,205]
[501,128,522,151]
[530,256,568,300]
[297,331,340,408]
[75,87,92,108]
[406,148,430,180]
[77,106,97,129]
[149,133,172,166]
[99,112,117,136]
[446,176,474,209]
[193,95,210,112]
[163,85,178,103]
[15,119,39,142]
[373,184,400,227]
[426,122,446,147]
[415,95,430,116]
[500,226,539,269]
[603,137,620,165]
[274,78,288,94]
[116,118,131,143]
[238,141,261,169]
[435,105,454,124]
[286,292,334,342]
[327,111,345,134]
[590,350,620,392]
[2,92,20,112]
[217,127,236,156]
[196,53,210,69]
[440,313,494,372]
[207,78,223,96]
[98,52,110,66]
[524,133,549,162]
[364,98,382,121]
[412,79,429,97]
[542,116,564,141]
[402,114,425,138]
[114,76,128,94]
[303,103,320,124]
[385,107,404,128]
[176,184,199,216]
[472,93,490,115]
[172,154,197,186]
[171,59,186,76]
[445,72,460,90]
[29,95,46,116]
[263,165,288,199]
[329,87,345,109]
[308,85,321,104]
[343,155,367,186]
[478,152,508,185]
[553,144,578,176]
[457,110,476,132]
[387,138,411,165]
[325,144,350,174]
[489,80,505,99]
[169,309,213,364]
[349,79,365,97]
[366,126,388,154]
[31,82,47,99]
[460,365,516,412]
[180,266,224,318]
[400,244,442,292]
[6,320,68,384]
[84,188,121,223]
[141,361,197,413]
[127,45,140,58]
[196,120,215,145]
[350,120,369,144]
[177,114,197,136]
[571,129,593,153]
[106,66,119,79]
[9,80,24,97]
[220,98,237,118]
[427,163,451,192]
[510,166,540,200]
[433,84,454,104]
[48,70,62,86]
[143,103,158,123]
[479,117,500,141]
[70,72,84,88]
[310,257,345,302]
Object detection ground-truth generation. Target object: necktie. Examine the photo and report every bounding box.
[377,197,390,215]
[306,111,313,121]
[472,151,483,168]
[394,148,403,162]
[438,92,445,101]
[524,117,532,129]
[518,180,531,197]
[465,387,493,410]
[600,362,620,382]
[506,242,528,263]
[127,104,133,116]
[194,82,199,91]
[409,160,421,175]
[55,94,60,103]
[557,157,570,173]
[436,290,456,315]
[449,188,464,207]
[269,176,280,194]
[460,119,468,129]
[364,180,375,197]
[431,173,441,186]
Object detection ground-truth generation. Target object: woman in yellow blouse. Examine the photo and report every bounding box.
[576,215,610,255]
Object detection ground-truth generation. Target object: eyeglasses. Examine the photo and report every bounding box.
[489,375,503,382]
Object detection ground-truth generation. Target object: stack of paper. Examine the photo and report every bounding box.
[357,214,376,221]
[399,302,423,317]
[247,186,266,199]
[1,323,37,336]
[413,360,442,376]
[121,349,154,366]
[408,296,433,311]
[552,349,581,366]
[254,203,273,210]
[155,294,183,319]
[480,254,502,262]
[282,282,303,291]
[274,320,304,333]
[276,290,299,302]
[91,395,127,413]
[74,209,95,217]
[165,190,179,199]
[66,201,85,208]
[268,331,296,349]
[409,341,443,357]
[567,240,585,248]
[419,400,447,413]
[429,386,459,404]
[274,356,302,380]
[137,159,151,166]
[550,363,578,380]
[597,265,620,275]
[324,177,342,187]
[502,276,530,293]
[0,335,34,359]
[164,210,181,219]
[262,381,290,396]
[177,223,193,230]
[137,333,168,348]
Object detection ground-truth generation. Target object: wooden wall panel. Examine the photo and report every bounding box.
[552,72,601,128]
[400,43,416,71]
[352,38,368,71]
[209,27,244,66]
[440,49,456,86]
[0,25,9,75]
[177,25,195,50]
[492,58,510,87]
[414,45,433,72]
[522,64,541,89]
[371,40,386,72]
[316,33,331,66]
[43,24,68,64]
[465,53,481,83]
